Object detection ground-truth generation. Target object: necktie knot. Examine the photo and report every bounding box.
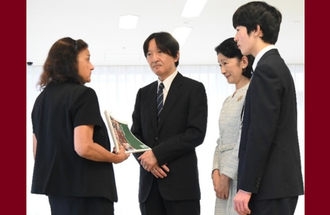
[159,83,164,91]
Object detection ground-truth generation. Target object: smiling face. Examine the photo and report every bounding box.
[77,48,94,84]
[146,39,179,81]
[217,53,248,88]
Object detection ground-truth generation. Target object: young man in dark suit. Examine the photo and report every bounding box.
[131,32,208,215]
[231,2,304,215]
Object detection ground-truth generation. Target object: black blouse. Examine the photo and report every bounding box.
[31,82,117,202]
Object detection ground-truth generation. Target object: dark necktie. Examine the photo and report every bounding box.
[157,83,164,119]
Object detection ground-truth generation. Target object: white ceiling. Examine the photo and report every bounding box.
[27,0,304,66]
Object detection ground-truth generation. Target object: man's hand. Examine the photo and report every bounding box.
[151,164,170,178]
[138,150,157,171]
[233,189,252,215]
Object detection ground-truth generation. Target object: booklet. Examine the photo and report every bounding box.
[104,110,151,153]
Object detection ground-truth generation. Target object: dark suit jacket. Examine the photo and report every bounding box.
[238,49,304,200]
[131,72,208,202]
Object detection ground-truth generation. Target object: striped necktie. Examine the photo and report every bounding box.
[157,83,164,119]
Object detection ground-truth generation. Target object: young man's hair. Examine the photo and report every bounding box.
[232,1,282,44]
[143,32,180,67]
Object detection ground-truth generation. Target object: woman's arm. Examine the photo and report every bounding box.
[33,133,37,159]
[74,125,129,163]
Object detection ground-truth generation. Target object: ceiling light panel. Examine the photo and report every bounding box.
[173,26,192,48]
[181,0,208,18]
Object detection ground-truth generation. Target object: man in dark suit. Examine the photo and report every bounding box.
[231,2,304,215]
[131,32,208,215]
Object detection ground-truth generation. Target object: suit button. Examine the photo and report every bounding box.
[155,137,158,141]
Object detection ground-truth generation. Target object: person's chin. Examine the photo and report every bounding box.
[153,68,163,74]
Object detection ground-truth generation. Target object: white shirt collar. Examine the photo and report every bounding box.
[157,70,178,102]
[158,70,178,91]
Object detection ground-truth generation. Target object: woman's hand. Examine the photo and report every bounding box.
[213,170,230,199]
[113,145,130,164]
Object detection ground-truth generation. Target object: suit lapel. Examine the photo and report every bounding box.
[147,82,158,133]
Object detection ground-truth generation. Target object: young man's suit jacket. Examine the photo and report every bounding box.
[131,72,208,203]
[237,49,304,200]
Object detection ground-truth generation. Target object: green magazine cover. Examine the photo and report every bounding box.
[104,110,151,153]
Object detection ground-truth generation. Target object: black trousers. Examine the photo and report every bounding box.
[48,195,114,215]
[249,196,298,215]
[140,178,200,215]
